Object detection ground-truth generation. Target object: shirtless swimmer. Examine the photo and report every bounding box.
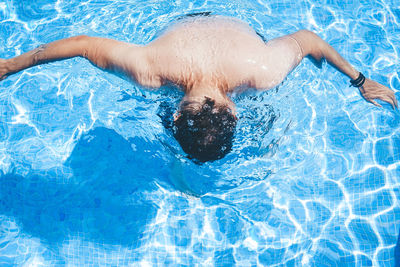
[0,15,397,162]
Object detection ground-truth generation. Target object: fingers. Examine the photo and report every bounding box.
[370,94,398,109]
[363,94,397,109]
[383,89,398,108]
[385,97,395,109]
[380,92,398,109]
[360,79,398,109]
[369,99,382,108]
[389,93,398,108]
[387,95,397,109]
[377,95,393,109]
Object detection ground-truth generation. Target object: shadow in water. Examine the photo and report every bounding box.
[0,127,161,247]
[0,124,244,254]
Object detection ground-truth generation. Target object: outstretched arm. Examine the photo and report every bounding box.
[290,30,397,108]
[0,35,161,87]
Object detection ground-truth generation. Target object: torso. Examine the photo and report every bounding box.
[140,16,302,92]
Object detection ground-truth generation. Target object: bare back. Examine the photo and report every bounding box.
[146,16,303,92]
[1,15,396,109]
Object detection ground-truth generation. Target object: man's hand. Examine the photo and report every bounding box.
[291,30,398,109]
[359,78,398,109]
[0,59,11,81]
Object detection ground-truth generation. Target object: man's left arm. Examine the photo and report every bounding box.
[290,30,397,108]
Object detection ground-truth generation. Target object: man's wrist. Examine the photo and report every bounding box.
[350,72,366,87]
[349,69,359,80]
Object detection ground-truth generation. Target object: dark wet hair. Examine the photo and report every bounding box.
[173,97,237,162]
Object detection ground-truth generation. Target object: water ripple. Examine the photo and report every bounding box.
[0,0,399,266]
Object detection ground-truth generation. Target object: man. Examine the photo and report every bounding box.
[0,15,397,162]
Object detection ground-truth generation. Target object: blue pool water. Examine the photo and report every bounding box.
[1,0,400,266]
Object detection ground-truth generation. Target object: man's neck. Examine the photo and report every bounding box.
[182,83,235,112]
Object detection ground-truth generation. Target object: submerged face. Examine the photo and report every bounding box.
[173,97,237,162]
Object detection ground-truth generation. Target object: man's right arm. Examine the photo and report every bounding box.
[0,35,162,88]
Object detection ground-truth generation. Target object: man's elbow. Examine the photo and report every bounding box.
[292,30,323,59]
[295,29,320,41]
[71,35,90,58]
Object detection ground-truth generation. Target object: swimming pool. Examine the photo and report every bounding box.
[0,0,399,266]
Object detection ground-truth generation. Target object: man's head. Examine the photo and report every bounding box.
[173,97,237,162]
